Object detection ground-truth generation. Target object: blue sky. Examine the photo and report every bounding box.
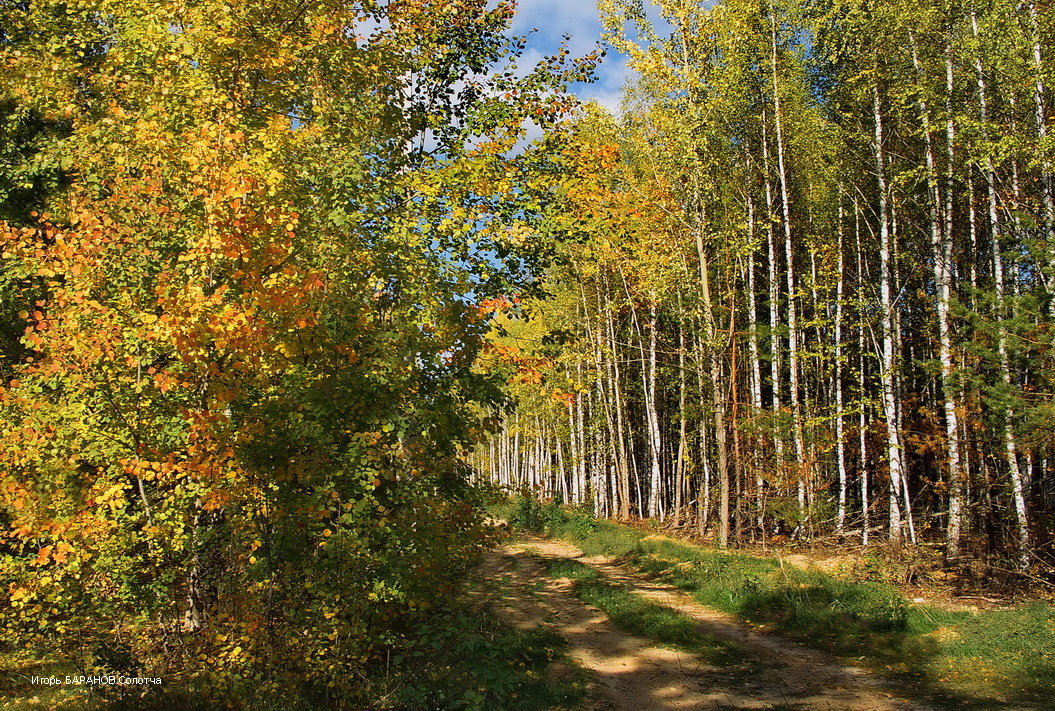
[508,0,630,114]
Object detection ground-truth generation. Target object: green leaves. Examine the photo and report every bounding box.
[0,0,589,705]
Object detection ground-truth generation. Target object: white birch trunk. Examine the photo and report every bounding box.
[974,11,1032,567]
[770,9,808,518]
[873,77,905,542]
[836,199,847,532]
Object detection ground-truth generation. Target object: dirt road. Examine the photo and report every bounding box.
[477,536,928,711]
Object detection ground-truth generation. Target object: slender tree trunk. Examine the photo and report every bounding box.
[836,198,848,533]
[1027,1,1055,300]
[695,223,730,546]
[974,11,1032,568]
[942,43,967,558]
[513,413,522,489]
[890,202,917,544]
[910,35,966,556]
[854,198,870,545]
[556,435,569,502]
[728,277,742,544]
[602,276,633,519]
[762,109,786,504]
[696,340,712,535]
[183,500,207,632]
[626,286,664,520]
[873,76,905,542]
[770,7,808,520]
[746,199,766,536]
[675,293,689,527]
[567,398,579,501]
[648,300,664,519]
[575,364,587,504]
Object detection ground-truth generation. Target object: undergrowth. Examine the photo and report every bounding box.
[496,496,1055,709]
[0,608,584,711]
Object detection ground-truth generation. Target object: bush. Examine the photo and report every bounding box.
[508,494,548,532]
[505,494,595,539]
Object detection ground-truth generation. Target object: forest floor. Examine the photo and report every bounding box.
[476,534,935,711]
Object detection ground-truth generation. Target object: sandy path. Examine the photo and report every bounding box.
[477,536,928,711]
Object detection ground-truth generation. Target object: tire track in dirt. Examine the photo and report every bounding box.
[477,536,929,710]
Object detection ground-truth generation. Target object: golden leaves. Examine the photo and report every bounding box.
[0,0,565,695]
[52,542,73,565]
[92,482,128,510]
[33,546,53,566]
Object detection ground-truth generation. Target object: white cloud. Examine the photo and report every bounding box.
[507,0,631,115]
[506,0,680,117]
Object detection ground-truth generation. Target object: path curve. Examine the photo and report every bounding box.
[479,535,929,711]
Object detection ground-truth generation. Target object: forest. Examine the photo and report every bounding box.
[481,0,1055,569]
[0,0,1053,709]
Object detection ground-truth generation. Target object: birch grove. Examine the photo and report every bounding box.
[475,0,1055,570]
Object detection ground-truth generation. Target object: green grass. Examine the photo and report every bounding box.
[389,612,587,711]
[498,496,1055,709]
[539,556,744,665]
